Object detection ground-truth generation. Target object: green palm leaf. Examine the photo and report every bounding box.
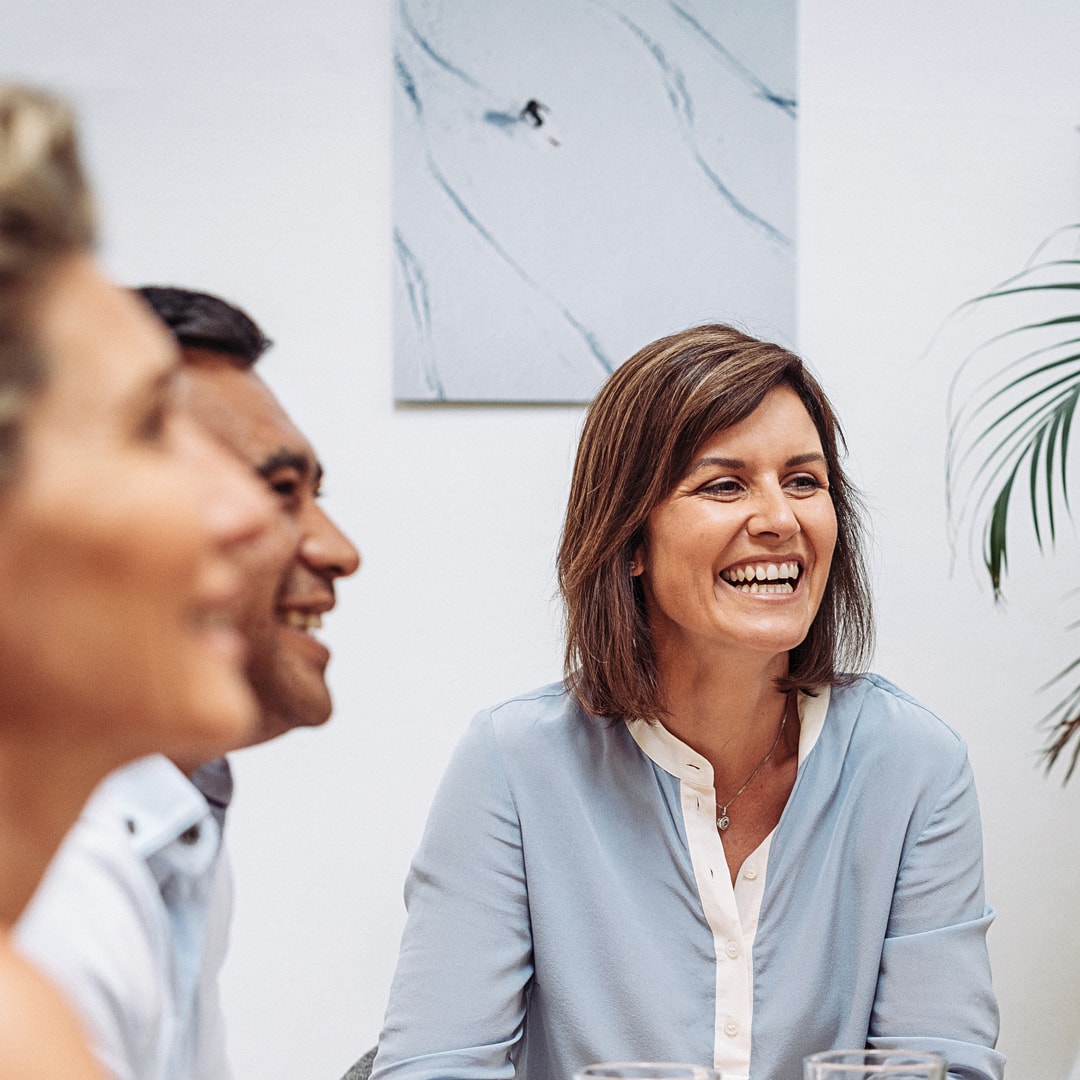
[945,224,1080,777]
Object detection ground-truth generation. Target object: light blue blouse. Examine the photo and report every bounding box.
[374,674,1003,1080]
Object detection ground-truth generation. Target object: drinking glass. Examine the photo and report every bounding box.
[575,1064,721,1080]
[804,1050,947,1080]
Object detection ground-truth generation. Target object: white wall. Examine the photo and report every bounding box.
[2,3,1079,1078]
[801,5,1080,1078]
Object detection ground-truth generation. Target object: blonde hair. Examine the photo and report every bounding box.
[0,84,96,485]
[558,324,874,723]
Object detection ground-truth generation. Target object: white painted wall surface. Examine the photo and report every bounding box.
[1,3,1079,1078]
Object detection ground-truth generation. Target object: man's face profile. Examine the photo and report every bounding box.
[176,350,360,744]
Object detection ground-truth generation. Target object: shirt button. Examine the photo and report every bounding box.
[724,1020,740,1037]
[742,867,758,880]
[179,825,201,845]
[725,941,740,959]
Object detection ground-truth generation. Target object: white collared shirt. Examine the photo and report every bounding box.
[15,754,233,1080]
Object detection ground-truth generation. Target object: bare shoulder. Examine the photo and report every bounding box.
[0,941,104,1079]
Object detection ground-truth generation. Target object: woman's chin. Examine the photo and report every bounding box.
[155,668,259,766]
[198,621,248,669]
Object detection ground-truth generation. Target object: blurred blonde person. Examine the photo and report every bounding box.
[18,288,360,1080]
[0,85,274,1077]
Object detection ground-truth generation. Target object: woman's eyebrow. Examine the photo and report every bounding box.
[689,451,825,473]
[690,455,744,472]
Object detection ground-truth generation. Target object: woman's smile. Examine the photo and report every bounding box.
[719,559,803,594]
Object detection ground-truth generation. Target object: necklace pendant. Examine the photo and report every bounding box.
[717,813,730,831]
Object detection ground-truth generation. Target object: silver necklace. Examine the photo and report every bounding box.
[716,698,790,832]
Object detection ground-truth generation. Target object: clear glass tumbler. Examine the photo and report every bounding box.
[575,1064,721,1080]
[804,1050,947,1080]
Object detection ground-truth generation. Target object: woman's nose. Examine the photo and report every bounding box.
[747,481,799,539]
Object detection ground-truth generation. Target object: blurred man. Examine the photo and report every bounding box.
[16,288,360,1080]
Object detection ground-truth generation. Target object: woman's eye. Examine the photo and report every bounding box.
[702,478,744,497]
[785,474,824,495]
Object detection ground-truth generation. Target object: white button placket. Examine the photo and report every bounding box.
[680,777,753,1077]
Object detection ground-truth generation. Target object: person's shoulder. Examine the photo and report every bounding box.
[829,672,966,757]
[0,942,106,1078]
[486,679,574,718]
[472,679,597,752]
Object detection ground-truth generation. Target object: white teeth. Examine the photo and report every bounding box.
[281,611,323,631]
[737,581,794,595]
[721,562,801,586]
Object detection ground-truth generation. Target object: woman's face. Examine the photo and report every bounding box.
[633,386,838,672]
[0,255,274,765]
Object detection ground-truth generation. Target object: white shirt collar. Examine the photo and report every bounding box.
[626,686,831,782]
[83,755,222,875]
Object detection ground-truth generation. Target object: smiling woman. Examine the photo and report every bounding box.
[0,83,274,1076]
[374,325,1005,1080]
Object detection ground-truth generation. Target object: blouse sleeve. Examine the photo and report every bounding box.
[373,711,532,1080]
[868,739,1005,1080]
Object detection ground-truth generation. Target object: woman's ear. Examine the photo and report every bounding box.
[629,548,645,577]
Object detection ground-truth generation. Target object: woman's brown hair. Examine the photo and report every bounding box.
[558,323,874,722]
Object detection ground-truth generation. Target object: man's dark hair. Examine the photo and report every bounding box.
[135,286,271,367]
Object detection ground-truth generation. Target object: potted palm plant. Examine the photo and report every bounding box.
[946,223,1080,778]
